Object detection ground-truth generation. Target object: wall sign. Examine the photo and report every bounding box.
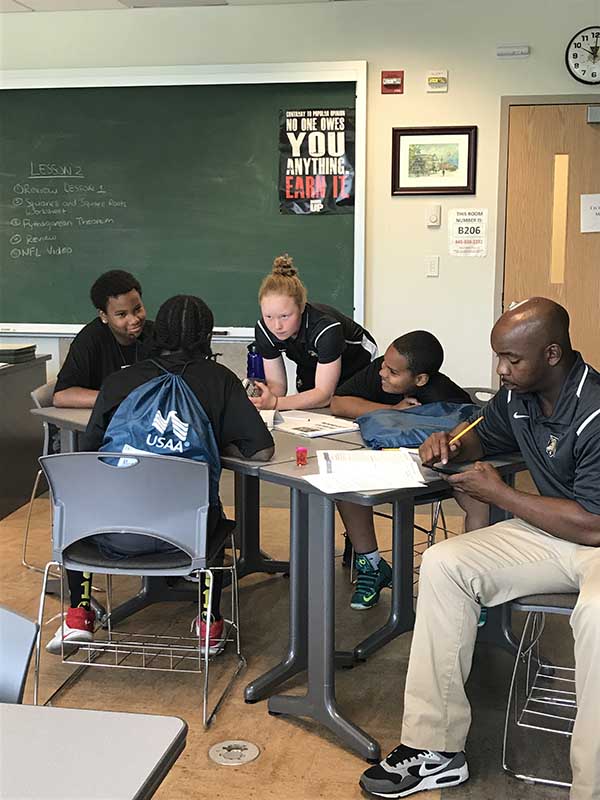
[279,108,355,215]
[581,193,600,233]
[448,208,488,256]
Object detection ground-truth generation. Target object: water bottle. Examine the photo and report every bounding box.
[246,342,265,382]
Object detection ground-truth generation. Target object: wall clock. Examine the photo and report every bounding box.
[565,26,600,84]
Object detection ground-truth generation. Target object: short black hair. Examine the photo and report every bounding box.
[152,295,214,359]
[90,270,142,312]
[392,330,444,376]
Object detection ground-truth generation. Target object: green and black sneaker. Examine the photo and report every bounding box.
[350,555,392,610]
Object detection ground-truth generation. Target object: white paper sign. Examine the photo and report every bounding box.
[448,208,488,256]
[580,194,600,233]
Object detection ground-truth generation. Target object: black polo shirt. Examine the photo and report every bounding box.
[81,354,274,459]
[476,353,600,514]
[54,317,154,395]
[255,302,377,391]
[335,356,472,406]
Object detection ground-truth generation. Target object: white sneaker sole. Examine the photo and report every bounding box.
[361,764,469,798]
[46,630,93,656]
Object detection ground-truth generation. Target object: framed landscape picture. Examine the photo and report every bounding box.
[391,125,477,195]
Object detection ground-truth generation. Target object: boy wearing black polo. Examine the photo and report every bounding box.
[330,330,471,610]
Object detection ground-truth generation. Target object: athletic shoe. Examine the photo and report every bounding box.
[351,555,392,610]
[360,743,469,798]
[46,607,95,655]
[478,606,488,627]
[191,615,225,656]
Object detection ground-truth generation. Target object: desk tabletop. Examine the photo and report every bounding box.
[0,703,187,800]
[221,430,362,475]
[31,405,90,431]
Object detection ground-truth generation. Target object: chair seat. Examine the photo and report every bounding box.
[64,539,192,571]
[511,593,578,614]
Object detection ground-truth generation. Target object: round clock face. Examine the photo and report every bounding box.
[565,26,600,84]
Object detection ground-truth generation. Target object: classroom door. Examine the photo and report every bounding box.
[503,103,600,366]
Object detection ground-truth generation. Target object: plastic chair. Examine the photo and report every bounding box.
[22,379,56,573]
[463,386,496,408]
[502,592,578,789]
[33,451,244,727]
[0,605,39,703]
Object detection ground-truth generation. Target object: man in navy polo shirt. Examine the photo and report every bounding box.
[361,298,600,800]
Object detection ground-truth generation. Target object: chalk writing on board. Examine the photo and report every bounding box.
[7,165,128,260]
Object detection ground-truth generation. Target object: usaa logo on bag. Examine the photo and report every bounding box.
[146,409,191,453]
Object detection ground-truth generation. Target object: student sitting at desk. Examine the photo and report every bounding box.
[46,294,274,656]
[250,253,377,411]
[360,298,600,800]
[53,269,153,408]
[330,330,473,610]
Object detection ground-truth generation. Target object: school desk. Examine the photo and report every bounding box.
[0,703,187,800]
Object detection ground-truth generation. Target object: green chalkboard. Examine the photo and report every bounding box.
[0,83,355,326]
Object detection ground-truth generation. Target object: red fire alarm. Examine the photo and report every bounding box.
[381,70,404,94]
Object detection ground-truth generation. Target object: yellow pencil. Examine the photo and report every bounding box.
[448,415,484,446]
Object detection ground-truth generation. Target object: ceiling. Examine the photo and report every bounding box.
[1,0,352,11]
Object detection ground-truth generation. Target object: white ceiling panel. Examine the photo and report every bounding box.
[120,0,226,6]
[0,0,33,11]
[22,0,126,9]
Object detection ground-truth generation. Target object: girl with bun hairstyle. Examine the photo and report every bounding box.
[252,254,377,410]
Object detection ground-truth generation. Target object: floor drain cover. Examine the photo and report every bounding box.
[209,740,260,766]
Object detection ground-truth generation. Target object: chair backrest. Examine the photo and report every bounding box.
[0,606,39,703]
[463,386,497,408]
[39,452,210,574]
[31,379,57,410]
[31,380,58,457]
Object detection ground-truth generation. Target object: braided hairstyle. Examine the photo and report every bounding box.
[258,253,307,311]
[151,295,214,359]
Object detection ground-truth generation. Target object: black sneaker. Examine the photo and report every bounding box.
[360,743,469,798]
[351,555,392,610]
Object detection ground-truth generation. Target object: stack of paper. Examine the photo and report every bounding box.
[304,449,426,494]
[264,410,359,438]
[0,343,36,364]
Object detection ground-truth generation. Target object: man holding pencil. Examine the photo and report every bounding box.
[360,297,600,800]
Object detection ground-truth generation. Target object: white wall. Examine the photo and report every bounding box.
[1,0,598,385]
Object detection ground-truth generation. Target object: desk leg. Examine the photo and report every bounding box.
[59,429,77,454]
[245,489,308,702]
[268,492,380,761]
[354,500,416,661]
[234,473,289,578]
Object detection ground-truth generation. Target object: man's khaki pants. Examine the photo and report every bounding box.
[401,518,600,800]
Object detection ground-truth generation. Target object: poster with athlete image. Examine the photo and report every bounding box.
[279,108,355,215]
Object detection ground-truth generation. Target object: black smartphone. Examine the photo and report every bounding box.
[427,462,464,475]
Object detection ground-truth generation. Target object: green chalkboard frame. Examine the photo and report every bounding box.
[0,62,367,335]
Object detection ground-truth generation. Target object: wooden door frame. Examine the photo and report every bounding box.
[495,93,600,326]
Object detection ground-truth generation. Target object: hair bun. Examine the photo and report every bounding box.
[272,253,298,279]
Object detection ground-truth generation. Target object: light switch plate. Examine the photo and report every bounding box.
[425,255,440,277]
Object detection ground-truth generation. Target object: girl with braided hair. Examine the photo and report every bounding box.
[252,253,377,411]
[47,295,273,656]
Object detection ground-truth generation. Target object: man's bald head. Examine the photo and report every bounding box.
[493,297,572,353]
[491,298,575,395]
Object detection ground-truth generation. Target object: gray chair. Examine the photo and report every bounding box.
[34,451,244,727]
[463,386,496,408]
[502,592,578,789]
[0,605,39,703]
[22,379,56,573]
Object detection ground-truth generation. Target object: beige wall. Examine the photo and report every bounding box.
[1,0,598,385]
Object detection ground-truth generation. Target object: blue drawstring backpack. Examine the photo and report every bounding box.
[357,402,480,450]
[97,362,222,557]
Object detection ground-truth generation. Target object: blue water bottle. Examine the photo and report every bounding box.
[247,342,266,382]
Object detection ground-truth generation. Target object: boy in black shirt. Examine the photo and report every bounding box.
[47,295,273,657]
[53,270,153,408]
[331,331,471,610]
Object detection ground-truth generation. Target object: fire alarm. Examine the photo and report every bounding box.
[381,71,404,94]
